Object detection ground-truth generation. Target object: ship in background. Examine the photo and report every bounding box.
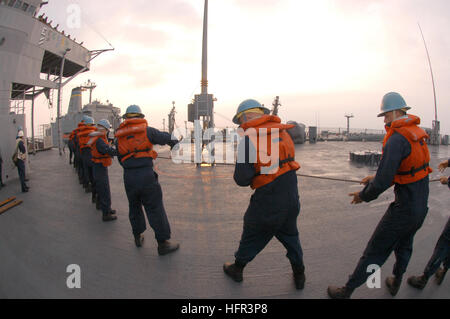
[50,80,122,146]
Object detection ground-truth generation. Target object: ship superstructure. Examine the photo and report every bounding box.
[0,0,109,181]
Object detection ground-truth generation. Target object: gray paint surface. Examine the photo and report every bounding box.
[0,142,448,299]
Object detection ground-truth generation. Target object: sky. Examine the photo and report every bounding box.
[28,0,450,134]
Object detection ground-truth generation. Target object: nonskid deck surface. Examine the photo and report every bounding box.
[0,142,448,298]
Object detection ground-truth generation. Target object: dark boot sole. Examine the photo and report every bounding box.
[385,278,401,296]
[223,265,243,282]
[294,274,305,290]
[407,277,427,290]
[158,244,180,256]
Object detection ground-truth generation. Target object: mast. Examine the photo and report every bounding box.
[201,0,208,95]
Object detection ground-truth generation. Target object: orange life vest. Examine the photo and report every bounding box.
[90,133,112,167]
[382,114,432,184]
[241,115,300,189]
[115,118,158,163]
[78,126,97,150]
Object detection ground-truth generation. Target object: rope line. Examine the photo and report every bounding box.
[155,156,443,184]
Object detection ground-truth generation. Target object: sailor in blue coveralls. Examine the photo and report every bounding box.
[407,159,450,289]
[115,105,181,255]
[88,119,118,222]
[328,92,432,298]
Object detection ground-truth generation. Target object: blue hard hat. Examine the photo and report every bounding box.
[84,116,95,125]
[378,92,411,117]
[232,99,270,124]
[97,119,111,130]
[82,115,90,122]
[124,104,144,118]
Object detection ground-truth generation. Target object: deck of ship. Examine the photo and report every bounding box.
[0,142,448,299]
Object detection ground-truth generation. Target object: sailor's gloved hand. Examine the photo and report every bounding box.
[349,191,363,204]
[438,160,449,173]
[169,137,182,151]
[440,176,449,185]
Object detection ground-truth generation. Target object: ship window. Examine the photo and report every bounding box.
[27,4,35,14]
[13,0,22,9]
[7,0,16,7]
[21,2,28,11]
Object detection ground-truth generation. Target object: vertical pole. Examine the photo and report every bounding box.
[31,87,35,154]
[347,117,350,136]
[57,49,69,156]
[201,0,208,95]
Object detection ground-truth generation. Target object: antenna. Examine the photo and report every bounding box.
[418,22,440,145]
[81,79,97,104]
[272,96,281,116]
[418,23,437,122]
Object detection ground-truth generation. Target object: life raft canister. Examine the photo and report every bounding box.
[382,114,432,184]
[240,115,300,189]
[115,118,158,163]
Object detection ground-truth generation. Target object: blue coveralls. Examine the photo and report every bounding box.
[233,135,304,269]
[74,135,83,181]
[345,131,429,290]
[92,138,117,216]
[82,147,96,198]
[116,126,177,242]
[423,217,450,278]
[422,160,450,278]
[68,139,74,164]
[16,139,28,192]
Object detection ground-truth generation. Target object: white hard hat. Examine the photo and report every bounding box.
[17,130,24,137]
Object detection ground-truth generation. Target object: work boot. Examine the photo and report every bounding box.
[407,274,428,290]
[291,264,306,290]
[85,184,92,193]
[435,267,448,285]
[102,211,117,222]
[158,240,180,256]
[385,276,402,296]
[327,286,353,299]
[134,233,144,247]
[223,262,244,282]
